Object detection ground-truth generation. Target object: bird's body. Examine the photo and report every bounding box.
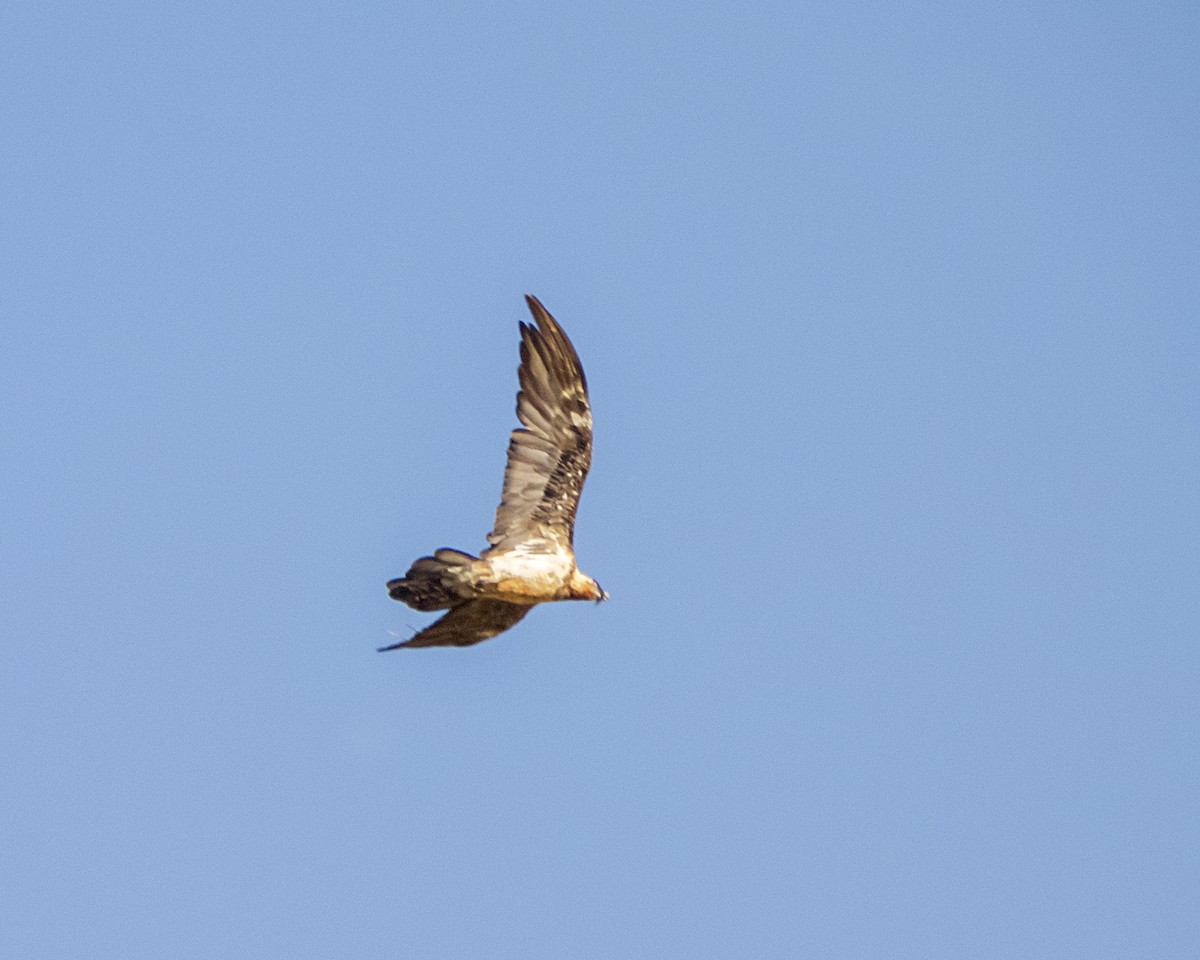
[381,295,605,650]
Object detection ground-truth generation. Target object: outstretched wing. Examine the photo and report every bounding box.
[486,295,593,554]
[378,600,533,650]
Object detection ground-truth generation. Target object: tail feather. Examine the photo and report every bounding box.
[387,548,477,611]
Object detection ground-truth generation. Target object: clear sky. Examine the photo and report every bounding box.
[3,1,1197,957]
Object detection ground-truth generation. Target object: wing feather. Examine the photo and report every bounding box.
[378,599,533,649]
[486,296,593,553]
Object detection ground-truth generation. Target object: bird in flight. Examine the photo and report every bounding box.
[381,295,606,650]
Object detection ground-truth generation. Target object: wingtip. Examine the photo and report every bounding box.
[523,294,556,330]
[516,292,589,398]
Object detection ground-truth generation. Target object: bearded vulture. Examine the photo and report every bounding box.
[381,295,605,650]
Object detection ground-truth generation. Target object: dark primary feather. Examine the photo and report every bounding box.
[378,599,534,649]
[486,295,593,553]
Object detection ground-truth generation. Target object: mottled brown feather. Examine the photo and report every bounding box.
[485,295,593,553]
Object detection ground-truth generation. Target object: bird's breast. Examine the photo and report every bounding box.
[479,549,574,603]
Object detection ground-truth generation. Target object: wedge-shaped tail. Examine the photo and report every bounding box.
[386,548,477,611]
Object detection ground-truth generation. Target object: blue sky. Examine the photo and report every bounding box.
[3,1,1197,956]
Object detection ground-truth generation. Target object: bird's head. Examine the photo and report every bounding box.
[569,570,608,604]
